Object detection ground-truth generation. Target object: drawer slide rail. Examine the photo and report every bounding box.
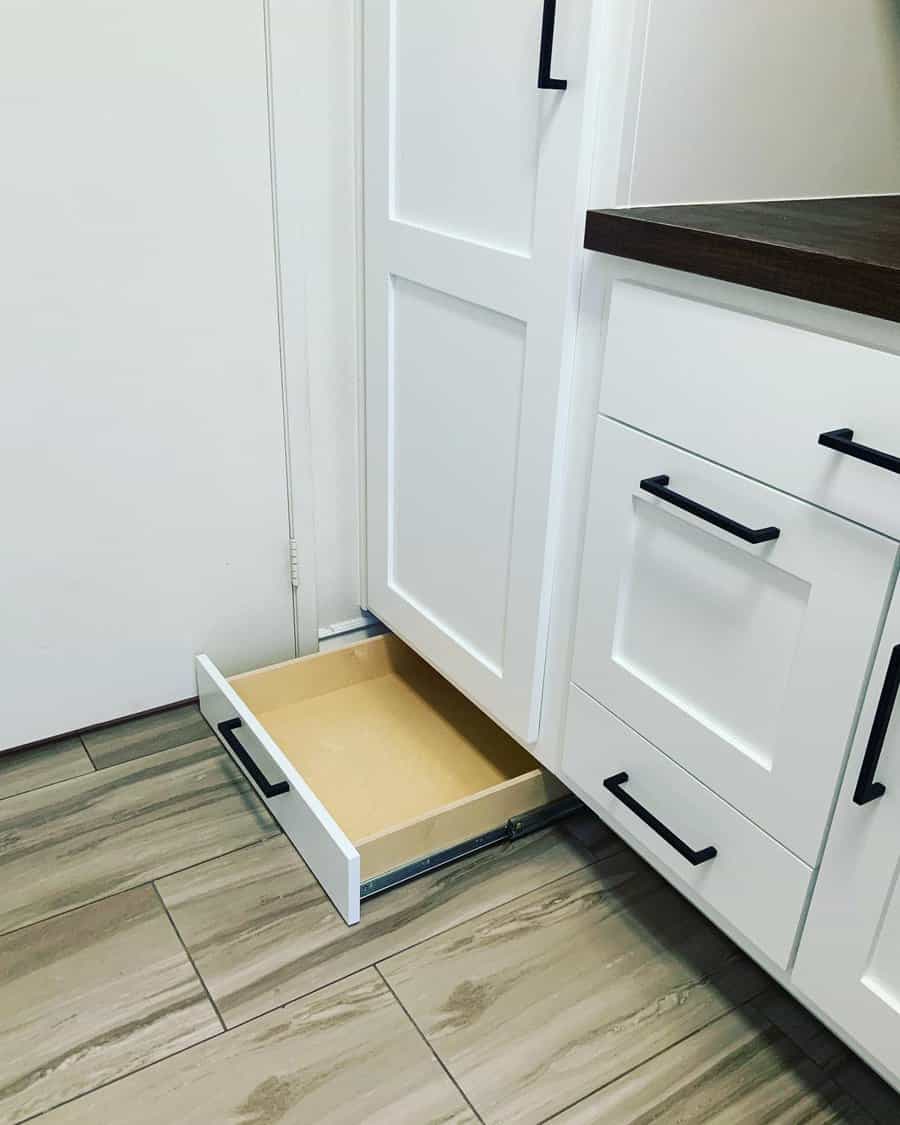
[359,795,584,900]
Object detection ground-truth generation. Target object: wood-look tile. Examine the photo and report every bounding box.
[82,703,214,768]
[0,886,220,1125]
[548,1004,872,1125]
[0,742,279,936]
[379,851,767,1125]
[41,968,477,1125]
[158,812,621,1027]
[0,738,93,800]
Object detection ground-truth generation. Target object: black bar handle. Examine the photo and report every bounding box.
[603,772,717,865]
[818,428,900,476]
[538,0,567,89]
[218,717,289,798]
[640,475,780,544]
[853,644,900,806]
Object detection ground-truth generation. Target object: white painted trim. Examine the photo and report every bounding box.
[264,0,323,656]
[353,0,369,610]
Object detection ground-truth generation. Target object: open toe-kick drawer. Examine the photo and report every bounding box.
[197,635,571,923]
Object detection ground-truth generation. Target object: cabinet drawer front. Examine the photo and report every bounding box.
[198,635,567,925]
[599,281,900,539]
[572,417,897,864]
[197,655,361,923]
[562,684,812,970]
[794,593,900,1081]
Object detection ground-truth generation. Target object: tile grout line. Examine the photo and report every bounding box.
[535,977,776,1124]
[0,836,281,943]
[374,964,486,1125]
[0,734,223,807]
[151,881,227,1033]
[22,960,488,1125]
[84,734,220,773]
[79,733,98,771]
[18,1029,230,1125]
[220,834,631,1034]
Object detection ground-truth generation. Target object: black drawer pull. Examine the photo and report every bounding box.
[853,644,900,806]
[537,0,567,89]
[218,718,289,798]
[640,475,780,544]
[603,772,717,865]
[818,428,900,476]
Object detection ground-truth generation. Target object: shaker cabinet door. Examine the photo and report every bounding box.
[794,591,900,1080]
[363,0,592,743]
[571,417,897,863]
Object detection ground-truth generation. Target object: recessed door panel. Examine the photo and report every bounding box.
[390,278,525,672]
[614,501,811,771]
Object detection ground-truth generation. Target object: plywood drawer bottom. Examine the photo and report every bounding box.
[197,634,568,924]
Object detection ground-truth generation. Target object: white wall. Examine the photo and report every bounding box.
[0,0,363,744]
[1,0,302,745]
[269,0,363,636]
[623,0,900,205]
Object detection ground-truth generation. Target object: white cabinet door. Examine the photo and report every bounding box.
[794,592,900,1082]
[1,0,297,748]
[364,0,593,743]
[571,418,897,864]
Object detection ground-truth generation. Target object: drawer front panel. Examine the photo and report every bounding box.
[562,684,813,970]
[572,417,897,864]
[197,655,361,924]
[599,281,900,539]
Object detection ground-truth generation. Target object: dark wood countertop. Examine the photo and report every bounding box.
[584,196,900,324]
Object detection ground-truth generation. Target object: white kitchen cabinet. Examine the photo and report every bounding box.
[360,0,900,749]
[571,416,897,865]
[541,241,900,1090]
[363,0,601,743]
[794,589,900,1081]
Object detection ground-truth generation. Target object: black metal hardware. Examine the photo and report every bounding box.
[853,644,900,806]
[603,772,717,865]
[818,428,900,476]
[218,717,289,798]
[538,0,567,89]
[640,475,780,544]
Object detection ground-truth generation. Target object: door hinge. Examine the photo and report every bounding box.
[289,538,300,589]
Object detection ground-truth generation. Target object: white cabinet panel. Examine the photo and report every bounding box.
[794,591,900,1082]
[393,0,544,254]
[365,0,594,742]
[391,280,525,672]
[572,418,897,863]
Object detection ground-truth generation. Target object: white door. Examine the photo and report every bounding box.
[571,418,897,865]
[794,590,900,1080]
[1,0,297,749]
[364,0,593,743]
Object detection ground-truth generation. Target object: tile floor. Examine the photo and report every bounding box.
[1,704,899,1124]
